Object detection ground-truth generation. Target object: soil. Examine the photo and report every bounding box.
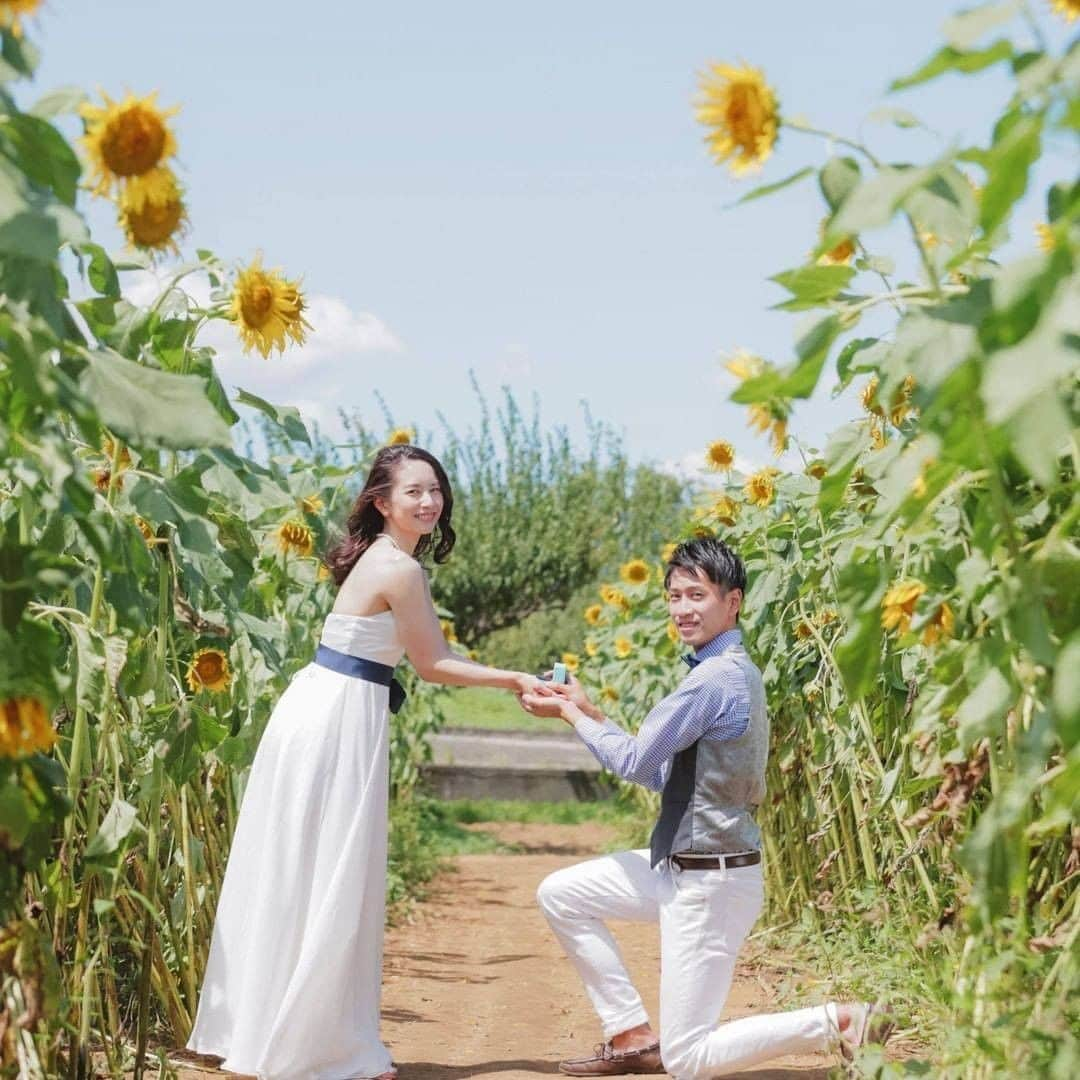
[168,821,838,1079]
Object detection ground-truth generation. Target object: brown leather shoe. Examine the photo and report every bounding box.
[559,1041,665,1075]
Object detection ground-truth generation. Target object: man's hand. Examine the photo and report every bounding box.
[519,688,580,726]
[540,672,603,721]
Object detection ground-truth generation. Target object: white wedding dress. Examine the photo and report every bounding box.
[188,611,403,1079]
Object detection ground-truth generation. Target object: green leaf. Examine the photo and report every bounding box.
[1008,390,1071,487]
[1053,634,1080,749]
[819,157,861,213]
[978,110,1043,237]
[0,156,87,261]
[982,275,1079,423]
[28,86,86,118]
[235,387,311,446]
[835,337,884,388]
[732,316,841,404]
[80,242,120,297]
[84,798,139,862]
[828,165,935,240]
[818,423,868,515]
[0,112,82,205]
[735,167,814,205]
[942,3,1019,50]
[890,39,1013,91]
[955,667,1013,745]
[770,265,855,307]
[866,107,924,130]
[79,350,233,450]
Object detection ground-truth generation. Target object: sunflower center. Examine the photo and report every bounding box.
[241,282,276,328]
[196,655,224,682]
[726,84,767,150]
[102,107,167,177]
[127,198,184,247]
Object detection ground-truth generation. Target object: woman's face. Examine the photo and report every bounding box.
[378,458,445,535]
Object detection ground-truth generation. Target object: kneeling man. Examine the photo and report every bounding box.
[521,538,890,1077]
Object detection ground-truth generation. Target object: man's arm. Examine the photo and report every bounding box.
[522,664,750,792]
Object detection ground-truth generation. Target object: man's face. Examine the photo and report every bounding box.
[666,567,741,649]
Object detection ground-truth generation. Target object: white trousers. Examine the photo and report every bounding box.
[537,849,835,1080]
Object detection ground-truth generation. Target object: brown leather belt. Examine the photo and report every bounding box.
[671,851,761,871]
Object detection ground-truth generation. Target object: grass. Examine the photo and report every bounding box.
[438,685,555,733]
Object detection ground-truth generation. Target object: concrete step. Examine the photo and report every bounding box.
[424,727,610,802]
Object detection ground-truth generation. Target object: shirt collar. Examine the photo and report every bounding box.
[691,627,742,664]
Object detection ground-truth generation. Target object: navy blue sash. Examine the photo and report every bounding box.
[313,644,407,714]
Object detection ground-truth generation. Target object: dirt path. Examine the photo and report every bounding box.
[175,822,835,1079]
[378,822,831,1080]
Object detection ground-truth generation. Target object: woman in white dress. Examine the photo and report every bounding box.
[187,445,544,1079]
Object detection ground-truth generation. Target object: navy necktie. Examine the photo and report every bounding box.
[683,654,701,669]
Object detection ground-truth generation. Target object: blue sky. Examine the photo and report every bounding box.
[28,1,1075,476]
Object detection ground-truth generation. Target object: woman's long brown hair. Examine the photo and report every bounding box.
[324,445,456,586]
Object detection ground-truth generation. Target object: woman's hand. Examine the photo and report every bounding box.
[514,673,547,698]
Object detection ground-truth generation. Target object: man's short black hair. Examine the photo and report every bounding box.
[663,537,747,595]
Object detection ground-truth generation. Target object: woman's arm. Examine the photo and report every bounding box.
[385,559,537,694]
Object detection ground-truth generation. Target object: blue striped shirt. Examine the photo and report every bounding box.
[573,628,750,792]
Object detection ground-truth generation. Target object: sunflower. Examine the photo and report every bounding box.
[744,468,778,508]
[93,468,120,493]
[122,166,183,212]
[889,375,917,427]
[300,494,324,515]
[185,648,231,694]
[80,91,179,197]
[599,584,629,611]
[922,603,955,646]
[881,580,926,634]
[584,603,604,626]
[695,63,779,175]
[440,619,459,644]
[817,222,856,266]
[705,440,735,471]
[1050,0,1080,22]
[119,170,187,255]
[230,255,312,358]
[620,559,651,586]
[561,652,580,674]
[869,423,887,450]
[600,685,620,704]
[666,622,680,645]
[724,349,765,382]
[1035,222,1056,253]
[805,461,827,480]
[317,563,333,581]
[584,639,599,658]
[102,437,132,470]
[276,519,314,557]
[709,495,739,526]
[387,427,415,446]
[861,376,884,417]
[794,620,814,641]
[134,516,157,546]
[0,697,55,758]
[614,637,633,659]
[660,542,678,563]
[0,0,41,36]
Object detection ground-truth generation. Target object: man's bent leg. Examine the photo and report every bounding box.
[658,863,833,1079]
[537,849,660,1040]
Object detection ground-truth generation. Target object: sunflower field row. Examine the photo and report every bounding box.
[576,8,1078,1075]
[0,18,463,1077]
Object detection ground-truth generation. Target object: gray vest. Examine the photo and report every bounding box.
[649,643,769,867]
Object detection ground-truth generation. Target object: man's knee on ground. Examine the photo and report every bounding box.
[660,1032,706,1080]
